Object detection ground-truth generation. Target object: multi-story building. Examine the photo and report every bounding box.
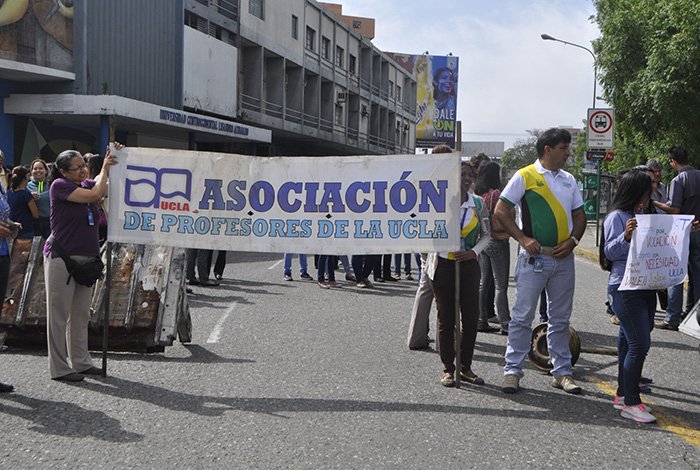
[0,0,416,165]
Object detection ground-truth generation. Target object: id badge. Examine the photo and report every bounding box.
[533,257,544,273]
[87,210,95,226]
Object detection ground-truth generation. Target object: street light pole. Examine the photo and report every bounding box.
[541,34,597,108]
[541,33,603,246]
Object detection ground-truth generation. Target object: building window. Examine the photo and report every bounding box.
[335,46,344,68]
[291,15,298,40]
[335,104,344,125]
[389,80,394,98]
[352,20,362,29]
[305,26,315,51]
[396,85,401,102]
[321,36,331,60]
[349,54,356,75]
[249,0,264,19]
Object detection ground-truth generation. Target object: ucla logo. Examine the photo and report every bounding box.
[125,165,192,211]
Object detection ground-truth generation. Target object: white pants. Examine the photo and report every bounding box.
[45,255,95,378]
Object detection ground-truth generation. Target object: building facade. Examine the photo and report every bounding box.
[0,0,416,165]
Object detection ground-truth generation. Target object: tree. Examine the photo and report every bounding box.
[500,129,540,175]
[594,0,700,177]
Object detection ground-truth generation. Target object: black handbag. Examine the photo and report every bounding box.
[47,235,104,287]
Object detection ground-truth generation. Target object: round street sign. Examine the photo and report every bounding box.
[604,151,614,161]
[589,110,613,134]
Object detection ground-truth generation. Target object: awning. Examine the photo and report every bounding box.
[4,94,271,144]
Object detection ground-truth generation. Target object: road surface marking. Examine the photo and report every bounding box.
[268,259,283,270]
[206,302,237,343]
[587,375,700,448]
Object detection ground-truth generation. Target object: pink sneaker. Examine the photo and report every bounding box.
[613,396,652,413]
[621,404,656,423]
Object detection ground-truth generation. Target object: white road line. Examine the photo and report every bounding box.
[206,302,237,343]
[268,259,283,270]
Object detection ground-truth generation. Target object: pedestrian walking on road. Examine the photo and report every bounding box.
[494,128,586,395]
[428,160,490,387]
[602,169,657,423]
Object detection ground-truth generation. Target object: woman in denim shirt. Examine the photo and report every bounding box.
[602,169,657,423]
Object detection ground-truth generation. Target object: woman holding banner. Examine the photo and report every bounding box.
[44,144,121,382]
[427,160,490,387]
[602,169,657,423]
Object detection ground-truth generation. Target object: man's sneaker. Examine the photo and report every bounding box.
[317,281,330,289]
[656,321,679,331]
[283,274,293,281]
[440,372,455,387]
[502,375,520,394]
[406,274,414,280]
[552,375,582,394]
[300,272,313,280]
[621,404,657,423]
[610,314,620,325]
[613,395,652,413]
[345,272,356,282]
[487,315,499,324]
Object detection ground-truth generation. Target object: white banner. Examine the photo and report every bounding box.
[619,214,692,291]
[107,148,462,254]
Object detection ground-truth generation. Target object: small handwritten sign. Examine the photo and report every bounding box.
[619,214,692,291]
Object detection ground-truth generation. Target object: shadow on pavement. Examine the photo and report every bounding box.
[78,374,700,431]
[0,393,143,442]
[101,344,255,365]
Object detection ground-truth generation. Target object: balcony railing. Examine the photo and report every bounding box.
[286,108,302,124]
[241,93,261,112]
[263,100,283,119]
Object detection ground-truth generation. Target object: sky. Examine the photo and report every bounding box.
[337,0,605,149]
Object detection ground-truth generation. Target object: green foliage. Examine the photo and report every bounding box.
[500,129,539,174]
[594,0,700,181]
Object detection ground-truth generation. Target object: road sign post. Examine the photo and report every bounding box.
[587,108,615,247]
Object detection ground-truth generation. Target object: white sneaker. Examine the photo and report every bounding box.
[621,404,657,423]
[613,395,652,413]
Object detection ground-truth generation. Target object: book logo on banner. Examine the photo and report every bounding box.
[125,165,192,212]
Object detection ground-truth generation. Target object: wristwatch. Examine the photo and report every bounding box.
[570,236,580,246]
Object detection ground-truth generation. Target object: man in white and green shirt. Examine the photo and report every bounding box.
[494,128,586,394]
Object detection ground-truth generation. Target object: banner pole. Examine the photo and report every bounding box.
[454,260,461,388]
[102,242,111,376]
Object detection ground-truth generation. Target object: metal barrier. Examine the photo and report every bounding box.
[0,237,191,353]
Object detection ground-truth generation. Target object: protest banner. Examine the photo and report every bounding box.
[618,214,692,291]
[107,147,462,254]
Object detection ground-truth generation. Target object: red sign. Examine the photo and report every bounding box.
[604,151,615,162]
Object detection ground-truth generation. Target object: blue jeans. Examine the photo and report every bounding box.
[393,253,412,275]
[478,239,511,330]
[504,251,575,377]
[338,255,352,274]
[283,253,308,275]
[317,255,336,282]
[609,284,654,406]
[665,282,684,326]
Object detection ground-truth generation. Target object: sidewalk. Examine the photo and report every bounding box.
[573,220,603,264]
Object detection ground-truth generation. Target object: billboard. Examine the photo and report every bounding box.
[386,53,459,149]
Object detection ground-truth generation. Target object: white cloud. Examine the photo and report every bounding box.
[337,0,603,148]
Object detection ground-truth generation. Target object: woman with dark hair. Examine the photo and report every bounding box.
[427,161,490,387]
[474,161,511,335]
[432,67,456,112]
[8,166,39,240]
[27,159,51,238]
[602,169,657,423]
[44,144,121,382]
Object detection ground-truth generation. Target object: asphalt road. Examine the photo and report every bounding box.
[1,247,699,469]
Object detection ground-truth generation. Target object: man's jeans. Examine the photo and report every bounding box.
[284,253,308,275]
[504,251,575,377]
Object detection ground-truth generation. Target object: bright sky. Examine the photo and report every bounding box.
[337,0,605,149]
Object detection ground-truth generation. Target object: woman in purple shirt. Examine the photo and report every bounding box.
[602,169,656,423]
[44,144,120,382]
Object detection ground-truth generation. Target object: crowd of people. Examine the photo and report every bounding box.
[271,129,696,426]
[1,132,696,428]
[0,145,118,391]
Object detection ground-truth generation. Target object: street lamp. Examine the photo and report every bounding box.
[541,33,597,108]
[541,33,603,244]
